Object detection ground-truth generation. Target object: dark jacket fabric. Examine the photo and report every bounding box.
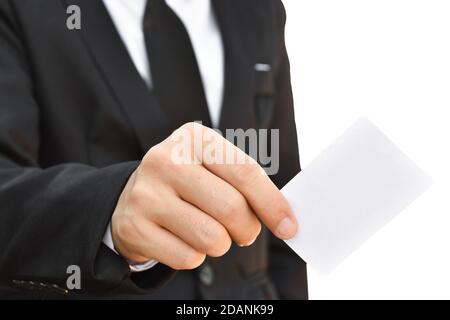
[0,0,307,299]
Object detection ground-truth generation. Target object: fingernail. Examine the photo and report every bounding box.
[276,217,297,239]
[238,235,258,248]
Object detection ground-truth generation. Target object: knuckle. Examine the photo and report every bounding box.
[143,144,168,167]
[201,226,231,257]
[233,163,261,185]
[128,183,145,203]
[203,126,218,138]
[180,121,202,135]
[180,122,195,131]
[144,143,186,176]
[128,184,150,211]
[212,235,232,258]
[220,193,248,220]
[115,214,136,243]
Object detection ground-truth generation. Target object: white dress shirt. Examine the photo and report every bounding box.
[101,0,224,271]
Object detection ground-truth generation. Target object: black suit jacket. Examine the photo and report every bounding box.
[0,0,307,299]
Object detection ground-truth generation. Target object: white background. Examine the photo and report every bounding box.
[283,0,450,299]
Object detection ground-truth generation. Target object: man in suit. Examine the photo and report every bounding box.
[0,0,307,299]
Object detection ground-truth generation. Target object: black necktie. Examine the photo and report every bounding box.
[143,0,212,128]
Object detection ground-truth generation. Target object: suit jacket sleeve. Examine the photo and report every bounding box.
[0,0,172,296]
[268,1,308,300]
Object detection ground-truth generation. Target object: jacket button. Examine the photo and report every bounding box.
[199,264,214,286]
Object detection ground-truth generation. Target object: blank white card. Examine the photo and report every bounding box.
[282,118,433,274]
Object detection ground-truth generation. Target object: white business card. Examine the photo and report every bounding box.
[282,118,433,274]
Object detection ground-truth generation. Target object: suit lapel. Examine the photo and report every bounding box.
[61,0,259,150]
[213,0,258,132]
[62,0,173,152]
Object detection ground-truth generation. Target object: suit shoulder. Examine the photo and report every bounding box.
[0,0,64,21]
